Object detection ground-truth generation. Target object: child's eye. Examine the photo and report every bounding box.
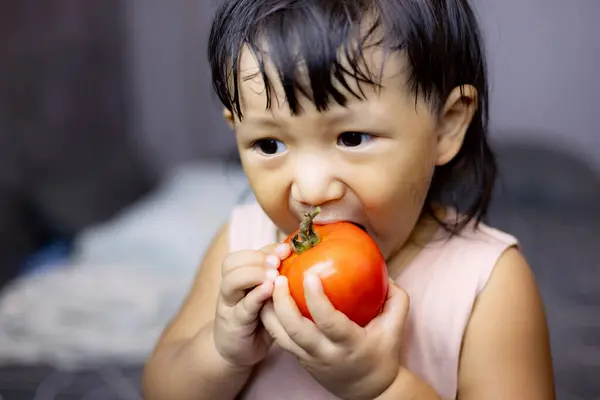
[337,132,374,148]
[252,139,287,156]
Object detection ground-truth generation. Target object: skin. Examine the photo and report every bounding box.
[142,44,555,400]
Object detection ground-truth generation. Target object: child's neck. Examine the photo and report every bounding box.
[385,210,443,278]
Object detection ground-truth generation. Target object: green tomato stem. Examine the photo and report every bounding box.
[291,207,321,254]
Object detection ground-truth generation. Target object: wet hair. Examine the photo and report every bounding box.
[208,0,496,234]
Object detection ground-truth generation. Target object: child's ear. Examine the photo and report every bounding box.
[223,108,235,130]
[435,85,478,166]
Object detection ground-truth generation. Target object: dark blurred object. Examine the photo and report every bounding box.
[0,2,157,286]
[488,137,600,399]
[492,138,600,213]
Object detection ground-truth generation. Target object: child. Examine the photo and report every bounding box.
[143,0,555,399]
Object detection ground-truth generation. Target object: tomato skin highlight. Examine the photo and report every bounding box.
[280,222,389,327]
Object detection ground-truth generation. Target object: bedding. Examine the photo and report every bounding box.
[0,161,248,371]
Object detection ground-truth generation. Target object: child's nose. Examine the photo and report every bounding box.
[290,157,345,207]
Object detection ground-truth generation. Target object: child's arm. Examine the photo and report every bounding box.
[142,225,252,400]
[374,368,442,399]
[457,247,555,399]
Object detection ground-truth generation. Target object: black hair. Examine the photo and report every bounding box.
[208,0,496,234]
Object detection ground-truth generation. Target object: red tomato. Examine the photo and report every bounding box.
[280,209,388,327]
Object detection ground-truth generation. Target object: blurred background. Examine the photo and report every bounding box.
[0,0,598,399]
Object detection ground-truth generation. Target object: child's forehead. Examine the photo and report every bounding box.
[236,42,409,111]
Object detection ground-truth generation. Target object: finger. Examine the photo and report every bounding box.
[303,273,359,343]
[233,270,278,325]
[373,280,410,334]
[222,250,280,276]
[260,301,310,359]
[272,275,325,355]
[221,266,276,306]
[260,242,292,260]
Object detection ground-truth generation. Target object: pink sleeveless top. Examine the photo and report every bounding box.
[228,202,518,400]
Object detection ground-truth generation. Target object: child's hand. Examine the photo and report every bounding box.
[261,274,409,400]
[213,243,291,368]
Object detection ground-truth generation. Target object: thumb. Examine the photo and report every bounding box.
[378,280,410,334]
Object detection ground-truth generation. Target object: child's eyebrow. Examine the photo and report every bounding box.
[242,104,367,128]
[241,115,282,128]
[242,106,361,126]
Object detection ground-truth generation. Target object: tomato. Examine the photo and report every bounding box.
[280,208,388,327]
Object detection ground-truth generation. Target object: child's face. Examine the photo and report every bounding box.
[227,46,471,259]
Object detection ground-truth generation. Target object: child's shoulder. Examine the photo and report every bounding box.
[441,220,520,264]
[408,214,521,296]
[228,202,278,252]
[430,210,520,260]
[456,220,518,248]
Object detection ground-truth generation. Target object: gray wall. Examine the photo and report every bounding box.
[125,0,235,172]
[125,0,600,172]
[478,0,599,168]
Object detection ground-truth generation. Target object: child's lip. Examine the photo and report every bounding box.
[312,217,348,225]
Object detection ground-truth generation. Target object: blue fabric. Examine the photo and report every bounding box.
[20,240,73,276]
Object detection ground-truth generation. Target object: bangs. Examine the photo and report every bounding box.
[209,1,386,118]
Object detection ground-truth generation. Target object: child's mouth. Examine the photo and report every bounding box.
[307,210,368,233]
[313,219,366,232]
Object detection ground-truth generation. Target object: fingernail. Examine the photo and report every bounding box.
[275,243,290,257]
[265,269,278,281]
[266,255,280,268]
[304,273,319,288]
